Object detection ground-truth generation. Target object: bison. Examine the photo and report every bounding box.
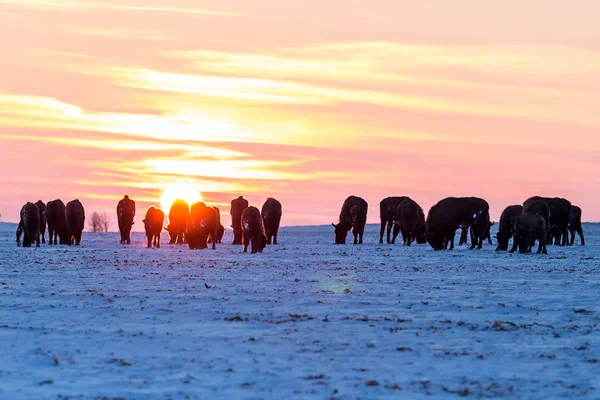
[523,196,571,246]
[208,206,225,244]
[241,206,267,254]
[495,205,523,251]
[143,206,164,248]
[16,202,40,247]
[231,196,249,245]
[460,217,494,247]
[186,202,219,250]
[379,196,407,244]
[35,200,47,244]
[568,205,585,246]
[333,196,368,245]
[261,198,282,245]
[510,199,550,253]
[66,199,85,245]
[117,195,136,244]
[166,199,189,245]
[46,199,69,245]
[392,197,425,246]
[425,197,489,250]
[513,213,548,254]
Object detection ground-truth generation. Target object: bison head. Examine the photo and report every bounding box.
[425,231,445,251]
[332,223,349,244]
[495,231,511,251]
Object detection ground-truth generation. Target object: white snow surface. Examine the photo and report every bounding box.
[1,222,599,399]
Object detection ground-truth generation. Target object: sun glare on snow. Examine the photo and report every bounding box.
[159,183,203,211]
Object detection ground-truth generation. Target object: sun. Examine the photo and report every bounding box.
[160,183,204,212]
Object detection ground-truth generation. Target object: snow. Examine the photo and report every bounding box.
[1,222,599,399]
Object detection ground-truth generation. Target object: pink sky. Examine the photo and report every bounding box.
[1,0,599,229]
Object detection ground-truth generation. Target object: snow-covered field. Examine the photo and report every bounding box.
[1,222,599,399]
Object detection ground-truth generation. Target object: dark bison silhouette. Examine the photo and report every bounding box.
[186,202,219,250]
[392,197,425,246]
[16,202,40,247]
[143,206,164,248]
[379,196,407,244]
[523,196,571,246]
[241,206,267,254]
[231,196,249,245]
[513,213,548,254]
[166,199,189,245]
[459,217,494,247]
[510,199,550,254]
[35,200,47,244]
[46,199,69,245]
[333,196,368,244]
[261,198,282,245]
[66,199,85,245]
[495,205,523,251]
[208,206,225,244]
[568,205,584,245]
[425,197,489,250]
[117,195,136,244]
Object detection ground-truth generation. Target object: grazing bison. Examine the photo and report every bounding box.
[379,196,407,244]
[46,199,68,245]
[35,200,47,244]
[523,196,571,246]
[16,202,40,247]
[231,196,249,245]
[495,205,523,251]
[392,198,425,246]
[186,202,219,250]
[241,206,267,254]
[513,213,548,254]
[333,196,368,244]
[66,199,85,245]
[461,219,494,247]
[568,205,585,245]
[143,206,164,248]
[166,199,189,245]
[425,197,489,250]
[261,198,282,245]
[510,199,550,253]
[117,195,136,244]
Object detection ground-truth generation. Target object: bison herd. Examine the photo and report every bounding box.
[117,195,281,254]
[330,195,584,254]
[16,199,85,247]
[15,193,585,256]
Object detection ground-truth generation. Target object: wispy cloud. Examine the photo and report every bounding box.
[0,0,237,16]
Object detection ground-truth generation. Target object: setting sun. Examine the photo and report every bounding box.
[159,183,203,213]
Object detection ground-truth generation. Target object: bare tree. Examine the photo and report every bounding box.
[89,212,110,233]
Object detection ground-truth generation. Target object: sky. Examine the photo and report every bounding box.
[1,0,599,229]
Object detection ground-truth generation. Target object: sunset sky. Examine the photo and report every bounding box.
[1,1,599,229]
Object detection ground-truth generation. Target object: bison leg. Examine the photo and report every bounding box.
[391,224,400,244]
[147,236,152,248]
[156,234,160,249]
[273,233,278,245]
[569,229,575,246]
[459,228,468,246]
[16,222,23,246]
[578,228,585,246]
[379,220,386,244]
[41,231,45,244]
[243,231,249,253]
[386,222,393,244]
